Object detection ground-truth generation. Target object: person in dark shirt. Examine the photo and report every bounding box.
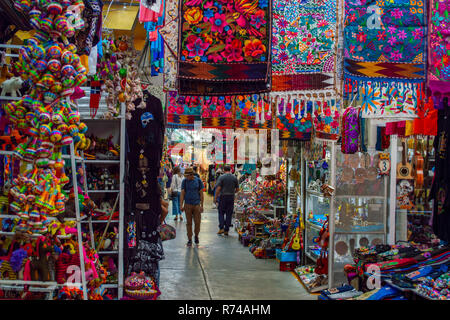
[180,167,204,246]
[214,165,239,236]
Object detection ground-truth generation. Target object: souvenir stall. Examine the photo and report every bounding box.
[0,0,113,300]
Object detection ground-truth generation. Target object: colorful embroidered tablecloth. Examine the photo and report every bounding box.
[271,0,336,91]
[344,0,427,117]
[166,91,202,128]
[177,0,271,95]
[428,0,450,102]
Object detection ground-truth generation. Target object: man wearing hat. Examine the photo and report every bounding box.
[180,167,204,246]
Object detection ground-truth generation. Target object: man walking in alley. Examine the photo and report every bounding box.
[214,165,239,236]
[180,167,204,246]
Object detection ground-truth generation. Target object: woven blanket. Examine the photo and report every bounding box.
[344,0,427,117]
[177,0,271,95]
[428,0,450,100]
[166,91,202,127]
[271,0,336,91]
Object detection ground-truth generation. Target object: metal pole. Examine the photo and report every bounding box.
[328,141,336,289]
[118,102,126,299]
[69,142,88,300]
[81,150,96,249]
[388,135,398,244]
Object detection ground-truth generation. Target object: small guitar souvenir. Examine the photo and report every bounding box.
[397,139,413,179]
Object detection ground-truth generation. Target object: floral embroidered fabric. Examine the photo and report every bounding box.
[272,0,336,74]
[160,0,179,91]
[428,0,450,99]
[271,0,336,91]
[233,94,273,129]
[344,0,427,117]
[177,0,271,95]
[167,91,202,127]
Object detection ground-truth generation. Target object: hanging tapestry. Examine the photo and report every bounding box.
[271,0,336,91]
[344,0,427,117]
[166,91,202,128]
[272,95,313,140]
[234,94,273,129]
[201,96,234,129]
[428,0,450,103]
[177,0,272,95]
[160,0,179,91]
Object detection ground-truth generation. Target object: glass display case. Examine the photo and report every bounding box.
[330,148,388,287]
[303,140,335,263]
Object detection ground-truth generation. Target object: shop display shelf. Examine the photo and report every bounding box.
[0,96,21,101]
[334,230,386,235]
[306,220,322,231]
[81,117,122,121]
[87,190,120,193]
[0,280,57,287]
[335,195,385,200]
[306,189,324,197]
[81,220,119,224]
[98,250,119,254]
[84,159,120,164]
[305,250,320,261]
[101,284,119,289]
[62,154,84,161]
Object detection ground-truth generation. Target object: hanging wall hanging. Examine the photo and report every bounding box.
[344,0,427,117]
[271,0,336,92]
[428,0,450,106]
[159,0,179,91]
[166,91,202,128]
[271,93,313,140]
[177,0,272,95]
[233,94,273,130]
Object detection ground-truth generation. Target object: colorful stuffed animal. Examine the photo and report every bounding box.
[0,77,23,97]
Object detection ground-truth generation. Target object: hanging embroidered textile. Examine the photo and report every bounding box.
[272,95,313,140]
[177,0,272,95]
[313,99,340,140]
[201,96,234,129]
[271,0,336,91]
[166,91,202,128]
[428,0,450,104]
[344,0,427,117]
[234,94,273,129]
[160,0,179,90]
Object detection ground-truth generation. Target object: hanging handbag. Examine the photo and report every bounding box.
[159,221,176,241]
[341,107,360,154]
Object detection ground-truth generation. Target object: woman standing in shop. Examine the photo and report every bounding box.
[170,166,183,221]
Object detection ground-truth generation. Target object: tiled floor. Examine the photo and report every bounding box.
[159,195,316,300]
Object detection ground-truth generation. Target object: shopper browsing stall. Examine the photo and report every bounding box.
[170,166,183,221]
[180,167,204,246]
[214,166,239,236]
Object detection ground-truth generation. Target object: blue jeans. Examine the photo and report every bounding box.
[172,191,181,216]
[218,194,234,232]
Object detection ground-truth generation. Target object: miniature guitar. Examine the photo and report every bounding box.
[412,138,424,189]
[397,139,413,180]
